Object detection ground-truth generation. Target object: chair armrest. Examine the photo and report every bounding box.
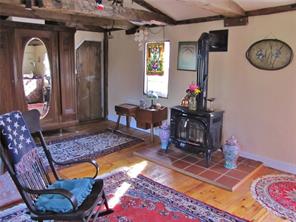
[53,159,99,178]
[23,186,78,209]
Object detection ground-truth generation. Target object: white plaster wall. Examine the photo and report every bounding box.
[75,31,104,49]
[108,11,296,170]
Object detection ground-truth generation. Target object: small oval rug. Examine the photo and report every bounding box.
[251,174,296,221]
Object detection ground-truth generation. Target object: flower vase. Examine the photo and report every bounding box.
[223,145,240,169]
[188,96,197,111]
[159,127,170,151]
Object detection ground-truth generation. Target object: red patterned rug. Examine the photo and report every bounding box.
[251,174,296,221]
[0,170,247,222]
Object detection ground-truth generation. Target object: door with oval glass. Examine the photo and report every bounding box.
[22,38,51,119]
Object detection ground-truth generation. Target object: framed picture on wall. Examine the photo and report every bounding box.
[177,41,197,71]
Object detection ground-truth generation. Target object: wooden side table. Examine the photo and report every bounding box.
[135,107,168,143]
[114,104,139,129]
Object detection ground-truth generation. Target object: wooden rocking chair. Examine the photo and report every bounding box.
[0,110,113,221]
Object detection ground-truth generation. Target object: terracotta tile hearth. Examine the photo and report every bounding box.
[134,145,263,191]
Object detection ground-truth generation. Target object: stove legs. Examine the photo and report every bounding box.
[205,150,212,167]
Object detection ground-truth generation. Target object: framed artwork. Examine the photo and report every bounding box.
[177,41,197,71]
[146,42,164,75]
[246,39,293,70]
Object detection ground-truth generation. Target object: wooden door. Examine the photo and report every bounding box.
[76,41,102,122]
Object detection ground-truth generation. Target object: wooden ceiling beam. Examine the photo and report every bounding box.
[132,0,176,25]
[0,16,8,20]
[0,2,134,31]
[176,15,224,25]
[0,0,172,25]
[246,3,296,17]
[178,0,245,17]
[176,3,296,26]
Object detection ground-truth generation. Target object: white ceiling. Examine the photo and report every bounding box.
[234,0,296,11]
[137,0,296,21]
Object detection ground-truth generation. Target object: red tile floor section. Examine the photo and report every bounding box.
[134,145,263,191]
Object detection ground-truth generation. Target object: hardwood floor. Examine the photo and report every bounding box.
[50,121,285,222]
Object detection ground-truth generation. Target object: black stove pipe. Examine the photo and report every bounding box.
[196,32,210,111]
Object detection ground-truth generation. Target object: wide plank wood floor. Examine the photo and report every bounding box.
[47,120,286,222]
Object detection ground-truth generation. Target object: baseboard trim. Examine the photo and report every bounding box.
[108,114,295,174]
[108,114,160,135]
[240,151,296,174]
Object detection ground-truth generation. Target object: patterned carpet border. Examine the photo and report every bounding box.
[46,129,143,146]
[251,174,296,221]
[0,168,248,222]
[41,129,144,165]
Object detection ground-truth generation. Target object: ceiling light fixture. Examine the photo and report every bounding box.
[134,27,149,51]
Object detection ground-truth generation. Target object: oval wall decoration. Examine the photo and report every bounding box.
[246,39,293,70]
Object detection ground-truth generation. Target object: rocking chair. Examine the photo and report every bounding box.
[0,110,113,221]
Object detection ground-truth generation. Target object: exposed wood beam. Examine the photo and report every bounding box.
[246,3,296,17]
[65,22,106,32]
[0,2,133,30]
[0,16,8,20]
[0,19,75,31]
[176,15,224,25]
[224,16,248,27]
[132,0,176,24]
[177,0,245,17]
[0,0,172,25]
[176,3,296,26]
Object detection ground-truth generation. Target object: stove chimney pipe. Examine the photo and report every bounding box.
[196,32,210,111]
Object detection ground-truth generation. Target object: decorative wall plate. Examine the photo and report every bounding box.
[246,39,293,70]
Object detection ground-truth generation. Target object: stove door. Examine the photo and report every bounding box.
[176,117,188,140]
[176,116,207,145]
[188,119,207,145]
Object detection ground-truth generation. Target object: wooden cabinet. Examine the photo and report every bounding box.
[59,31,77,124]
[0,21,77,130]
[0,27,17,113]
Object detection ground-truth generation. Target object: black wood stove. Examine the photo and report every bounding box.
[170,32,224,167]
[170,106,223,166]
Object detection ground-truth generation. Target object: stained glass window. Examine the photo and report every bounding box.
[144,42,170,98]
[146,42,164,76]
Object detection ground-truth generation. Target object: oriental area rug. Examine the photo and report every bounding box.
[41,129,143,165]
[251,174,296,221]
[0,170,247,222]
[134,145,263,191]
[0,130,143,208]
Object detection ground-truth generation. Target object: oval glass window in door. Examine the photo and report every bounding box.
[22,38,52,118]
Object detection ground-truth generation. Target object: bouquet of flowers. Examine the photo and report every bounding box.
[186,82,201,97]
